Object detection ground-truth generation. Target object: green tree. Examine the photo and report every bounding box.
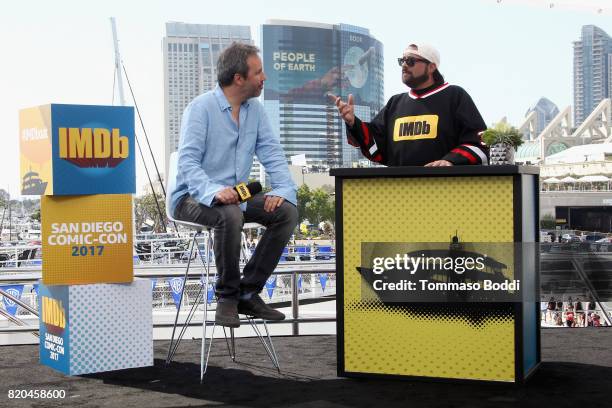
[134,193,167,233]
[30,208,41,222]
[305,188,334,226]
[540,214,556,230]
[22,198,40,214]
[0,189,8,207]
[297,184,312,223]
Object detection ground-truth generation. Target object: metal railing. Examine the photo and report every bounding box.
[540,186,612,192]
[4,241,612,339]
[0,287,39,337]
[0,264,337,338]
[1,233,336,268]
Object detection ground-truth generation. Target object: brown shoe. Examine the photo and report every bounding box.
[238,294,285,321]
[215,301,240,328]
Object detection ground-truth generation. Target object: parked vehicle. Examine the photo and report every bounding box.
[561,234,581,243]
[584,234,607,242]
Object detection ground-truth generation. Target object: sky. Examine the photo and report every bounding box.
[1,0,611,199]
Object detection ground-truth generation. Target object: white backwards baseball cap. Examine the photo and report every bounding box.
[404,43,440,67]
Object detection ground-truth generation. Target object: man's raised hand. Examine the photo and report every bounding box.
[328,93,355,127]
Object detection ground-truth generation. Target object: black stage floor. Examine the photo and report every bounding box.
[1,329,611,408]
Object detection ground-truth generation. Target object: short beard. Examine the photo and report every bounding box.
[402,71,430,88]
[247,84,262,99]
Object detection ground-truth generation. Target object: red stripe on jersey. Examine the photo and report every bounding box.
[361,122,370,146]
[451,147,478,164]
[409,82,449,99]
[372,153,383,163]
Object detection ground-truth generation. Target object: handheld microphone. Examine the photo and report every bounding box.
[234,182,262,202]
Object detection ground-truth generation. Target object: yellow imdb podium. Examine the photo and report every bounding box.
[331,165,540,384]
[41,194,133,285]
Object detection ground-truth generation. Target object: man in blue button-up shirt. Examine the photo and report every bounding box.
[171,43,298,328]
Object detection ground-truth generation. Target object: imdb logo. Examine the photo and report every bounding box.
[393,115,438,141]
[58,127,129,168]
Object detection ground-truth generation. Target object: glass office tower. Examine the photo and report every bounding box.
[573,25,612,125]
[163,22,252,177]
[262,20,384,168]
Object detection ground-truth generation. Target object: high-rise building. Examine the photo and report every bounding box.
[525,97,559,136]
[163,22,252,176]
[573,25,612,125]
[262,20,384,168]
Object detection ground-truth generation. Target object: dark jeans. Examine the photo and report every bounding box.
[174,193,298,302]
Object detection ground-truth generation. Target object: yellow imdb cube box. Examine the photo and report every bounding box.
[42,194,133,285]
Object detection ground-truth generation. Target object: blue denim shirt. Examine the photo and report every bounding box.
[170,86,297,213]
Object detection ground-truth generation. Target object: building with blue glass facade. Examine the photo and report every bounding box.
[262,20,384,168]
[524,97,560,137]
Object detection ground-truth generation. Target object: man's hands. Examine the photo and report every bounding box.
[424,160,453,167]
[215,187,239,204]
[329,93,355,127]
[215,187,284,213]
[264,195,285,213]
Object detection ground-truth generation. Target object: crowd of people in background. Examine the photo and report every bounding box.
[542,297,605,327]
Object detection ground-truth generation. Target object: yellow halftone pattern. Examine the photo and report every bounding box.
[42,194,133,285]
[19,105,53,195]
[342,176,516,382]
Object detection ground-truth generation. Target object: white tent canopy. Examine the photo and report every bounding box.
[576,175,610,183]
[560,176,577,183]
[543,177,561,184]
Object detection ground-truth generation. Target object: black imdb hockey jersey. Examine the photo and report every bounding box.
[347,82,489,166]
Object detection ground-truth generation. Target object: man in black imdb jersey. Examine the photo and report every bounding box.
[330,42,488,166]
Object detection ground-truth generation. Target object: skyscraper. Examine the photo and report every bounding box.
[573,25,612,125]
[524,97,559,136]
[163,22,252,176]
[262,20,384,168]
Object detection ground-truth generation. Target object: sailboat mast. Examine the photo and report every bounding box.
[8,191,12,241]
[110,17,126,106]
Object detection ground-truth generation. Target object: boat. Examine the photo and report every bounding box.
[21,170,48,195]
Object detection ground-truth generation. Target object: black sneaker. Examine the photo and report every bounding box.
[238,294,285,321]
[215,301,240,328]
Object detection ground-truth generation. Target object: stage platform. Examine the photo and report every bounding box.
[1,329,611,407]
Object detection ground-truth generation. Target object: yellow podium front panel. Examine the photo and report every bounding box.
[333,166,540,383]
[41,194,133,285]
